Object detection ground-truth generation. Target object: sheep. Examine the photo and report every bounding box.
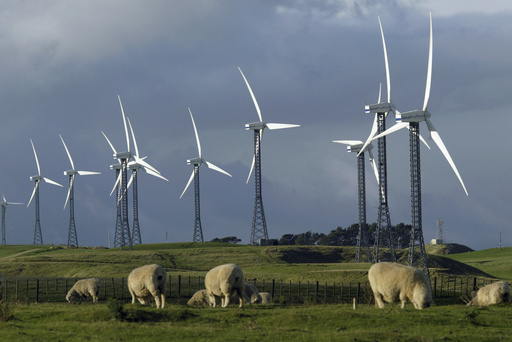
[204,263,245,308]
[187,289,210,306]
[368,262,432,310]
[245,283,262,304]
[65,278,101,304]
[128,264,167,309]
[259,292,272,304]
[468,281,511,306]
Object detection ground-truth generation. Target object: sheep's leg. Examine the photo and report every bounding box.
[222,294,230,307]
[160,293,166,309]
[374,293,386,309]
[129,288,137,304]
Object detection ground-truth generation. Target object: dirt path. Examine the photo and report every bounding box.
[0,248,41,259]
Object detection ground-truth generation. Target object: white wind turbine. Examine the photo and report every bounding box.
[239,67,300,245]
[126,117,168,245]
[180,108,232,242]
[102,95,134,249]
[372,13,468,279]
[60,134,101,247]
[0,195,23,245]
[333,139,379,263]
[28,139,63,245]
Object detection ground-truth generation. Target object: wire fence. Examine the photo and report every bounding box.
[0,274,503,305]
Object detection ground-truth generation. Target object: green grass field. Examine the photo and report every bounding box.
[1,302,511,341]
[0,243,511,341]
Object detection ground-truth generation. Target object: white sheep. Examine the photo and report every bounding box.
[65,278,101,304]
[204,263,245,308]
[187,289,210,306]
[468,281,511,306]
[245,283,262,304]
[368,262,432,309]
[128,264,167,309]
[259,292,272,304]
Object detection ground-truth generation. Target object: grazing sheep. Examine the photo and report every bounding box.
[259,292,272,304]
[66,278,101,304]
[245,283,262,304]
[187,289,210,306]
[468,281,511,306]
[205,264,245,308]
[368,262,432,310]
[128,264,167,309]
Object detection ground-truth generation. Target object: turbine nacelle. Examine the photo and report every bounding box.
[30,175,42,182]
[187,157,203,166]
[365,102,396,114]
[245,122,266,130]
[396,110,431,123]
[114,151,133,160]
[346,143,374,154]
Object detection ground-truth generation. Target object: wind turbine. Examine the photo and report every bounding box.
[358,18,399,263]
[102,95,134,250]
[0,195,23,245]
[333,139,379,262]
[28,139,63,245]
[60,134,101,247]
[372,13,468,280]
[126,117,168,245]
[180,108,232,242]
[239,67,300,245]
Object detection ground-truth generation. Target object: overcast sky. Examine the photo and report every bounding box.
[0,1,510,250]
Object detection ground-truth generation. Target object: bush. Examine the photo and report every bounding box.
[107,299,126,321]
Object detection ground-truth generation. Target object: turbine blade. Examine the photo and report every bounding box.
[110,171,122,196]
[333,140,363,146]
[43,177,63,187]
[266,123,300,130]
[59,134,75,170]
[378,17,391,103]
[134,156,160,174]
[30,139,41,176]
[372,122,409,140]
[418,133,431,150]
[101,131,117,155]
[180,169,196,198]
[77,171,101,176]
[118,95,130,152]
[423,12,433,112]
[127,117,139,158]
[246,154,255,184]
[144,167,169,181]
[188,108,202,158]
[64,175,75,209]
[378,82,382,104]
[426,118,468,195]
[27,181,39,207]
[238,67,263,122]
[357,114,379,157]
[205,161,232,177]
[368,150,380,185]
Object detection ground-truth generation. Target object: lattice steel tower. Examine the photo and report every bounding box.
[180,108,232,243]
[32,184,43,245]
[239,67,299,246]
[66,176,78,247]
[131,169,141,245]
[250,128,268,245]
[333,140,378,262]
[1,197,23,245]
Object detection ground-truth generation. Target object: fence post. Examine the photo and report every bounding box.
[178,275,182,303]
[433,277,437,298]
[340,282,343,303]
[271,279,275,299]
[356,282,361,304]
[333,282,336,303]
[111,278,116,299]
[36,279,40,303]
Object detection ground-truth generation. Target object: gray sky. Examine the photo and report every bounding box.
[0,0,510,250]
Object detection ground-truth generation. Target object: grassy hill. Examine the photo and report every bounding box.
[0,242,505,282]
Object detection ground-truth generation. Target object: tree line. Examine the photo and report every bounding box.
[212,223,414,247]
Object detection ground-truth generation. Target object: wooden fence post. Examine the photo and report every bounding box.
[271,279,275,299]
